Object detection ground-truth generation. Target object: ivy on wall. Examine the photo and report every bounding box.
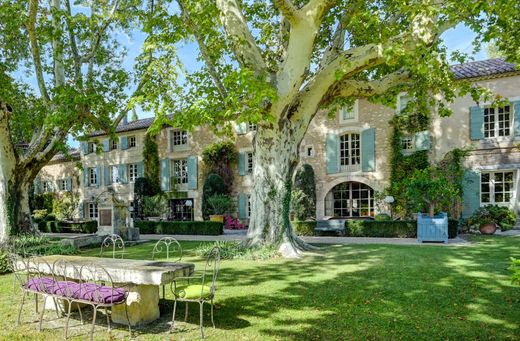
[143,133,161,195]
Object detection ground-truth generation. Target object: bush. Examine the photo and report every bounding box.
[142,195,169,217]
[207,194,235,215]
[31,193,54,212]
[44,214,56,222]
[52,191,80,221]
[32,209,48,221]
[58,221,97,233]
[468,205,517,230]
[0,247,11,274]
[134,220,224,235]
[345,219,458,239]
[292,221,316,236]
[448,219,459,238]
[202,173,228,219]
[195,241,279,260]
[374,213,391,221]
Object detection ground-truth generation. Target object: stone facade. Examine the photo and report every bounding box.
[36,59,520,227]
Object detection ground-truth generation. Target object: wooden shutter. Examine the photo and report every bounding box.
[361,128,376,172]
[414,131,432,151]
[102,138,109,152]
[462,170,480,218]
[83,168,89,187]
[160,159,170,191]
[120,136,128,150]
[104,166,110,185]
[78,201,84,219]
[34,179,41,194]
[512,100,520,137]
[137,161,143,178]
[326,133,339,174]
[238,194,248,219]
[469,106,484,140]
[187,156,198,190]
[66,177,72,191]
[119,164,128,184]
[238,152,246,176]
[95,166,102,187]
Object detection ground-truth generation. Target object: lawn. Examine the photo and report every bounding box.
[1,236,519,340]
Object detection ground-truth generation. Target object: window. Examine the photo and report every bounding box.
[306,146,315,157]
[339,133,360,168]
[88,168,97,186]
[170,130,188,150]
[58,179,67,191]
[325,182,375,217]
[248,123,257,132]
[128,163,138,183]
[110,165,119,184]
[110,139,118,151]
[247,195,251,218]
[169,199,194,221]
[172,159,188,185]
[339,101,358,123]
[129,136,136,148]
[88,203,98,219]
[42,182,49,193]
[484,105,511,138]
[88,142,96,154]
[481,171,515,204]
[401,136,414,150]
[246,152,254,174]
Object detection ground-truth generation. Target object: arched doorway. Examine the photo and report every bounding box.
[324,182,375,218]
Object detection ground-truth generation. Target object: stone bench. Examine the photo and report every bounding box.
[315,220,346,236]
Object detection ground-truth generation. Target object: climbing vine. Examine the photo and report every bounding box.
[143,133,161,195]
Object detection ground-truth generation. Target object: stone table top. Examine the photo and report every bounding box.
[20,255,194,286]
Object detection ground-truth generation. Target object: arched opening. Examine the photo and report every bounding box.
[324,181,375,218]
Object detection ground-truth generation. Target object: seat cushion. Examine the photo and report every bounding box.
[174,285,212,299]
[25,277,56,293]
[76,283,126,304]
[52,281,80,298]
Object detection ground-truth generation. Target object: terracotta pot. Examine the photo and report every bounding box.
[209,215,224,223]
[479,222,497,235]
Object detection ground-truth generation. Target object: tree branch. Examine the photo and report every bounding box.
[215,0,267,75]
[300,0,334,25]
[26,0,50,102]
[65,0,83,87]
[272,0,299,24]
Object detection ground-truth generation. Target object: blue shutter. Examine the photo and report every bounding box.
[236,122,247,135]
[238,194,247,219]
[361,128,376,172]
[414,131,432,151]
[238,152,246,176]
[83,168,89,187]
[95,166,101,187]
[187,156,198,190]
[120,136,128,150]
[78,201,84,219]
[160,159,170,191]
[119,164,128,184]
[462,170,481,218]
[66,177,72,191]
[469,106,484,140]
[326,133,339,174]
[512,101,520,137]
[104,166,110,186]
[137,161,143,178]
[81,142,89,155]
[34,180,41,194]
[102,138,109,152]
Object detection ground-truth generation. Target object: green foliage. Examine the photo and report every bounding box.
[0,248,10,274]
[202,173,228,219]
[468,205,517,230]
[31,193,54,213]
[374,213,392,221]
[511,258,520,286]
[195,241,279,260]
[207,194,235,215]
[344,220,458,239]
[292,221,316,236]
[134,177,155,218]
[142,195,169,217]
[202,141,237,193]
[59,221,98,234]
[32,209,48,222]
[134,220,224,235]
[292,164,316,220]
[52,192,79,221]
[142,134,161,195]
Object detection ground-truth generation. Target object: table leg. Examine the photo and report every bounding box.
[112,284,160,326]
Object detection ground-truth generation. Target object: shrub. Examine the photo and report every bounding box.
[374,213,392,221]
[32,209,48,221]
[468,205,517,230]
[292,221,316,236]
[202,141,237,193]
[142,195,169,217]
[31,193,54,212]
[207,194,235,215]
[143,133,161,195]
[344,219,458,239]
[134,220,224,235]
[292,164,316,220]
[58,221,97,233]
[44,214,56,222]
[52,191,80,221]
[37,220,48,232]
[448,219,459,238]
[0,247,11,274]
[202,173,228,219]
[195,241,279,260]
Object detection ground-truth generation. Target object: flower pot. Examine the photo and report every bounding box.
[479,222,497,235]
[209,215,224,223]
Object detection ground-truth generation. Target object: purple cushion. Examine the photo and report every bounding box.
[76,283,126,304]
[25,277,56,293]
[52,281,80,298]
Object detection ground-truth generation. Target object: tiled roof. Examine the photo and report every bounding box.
[450,58,518,80]
[50,149,80,162]
[89,117,156,137]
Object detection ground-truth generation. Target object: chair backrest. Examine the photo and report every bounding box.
[78,263,128,304]
[52,258,81,299]
[24,256,55,295]
[100,234,125,259]
[201,247,220,294]
[152,237,182,261]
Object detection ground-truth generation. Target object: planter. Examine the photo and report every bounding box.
[479,222,497,235]
[209,215,224,223]
[417,212,448,244]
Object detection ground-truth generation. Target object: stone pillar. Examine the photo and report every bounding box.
[112,284,160,326]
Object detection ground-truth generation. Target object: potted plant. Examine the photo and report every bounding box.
[207,194,235,223]
[468,205,517,235]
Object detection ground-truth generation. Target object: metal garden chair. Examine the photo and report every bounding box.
[170,246,220,338]
[100,234,125,259]
[152,237,183,299]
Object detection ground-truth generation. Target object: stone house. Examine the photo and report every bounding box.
[35,58,520,227]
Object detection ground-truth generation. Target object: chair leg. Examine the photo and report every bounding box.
[90,307,97,341]
[170,299,177,332]
[162,285,165,299]
[35,293,38,313]
[210,299,215,329]
[199,301,205,339]
[105,307,110,330]
[124,304,132,335]
[77,303,83,324]
[17,292,26,326]
[184,302,189,322]
[38,298,46,332]
[65,301,72,339]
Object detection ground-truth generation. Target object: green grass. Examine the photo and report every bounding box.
[1,236,520,340]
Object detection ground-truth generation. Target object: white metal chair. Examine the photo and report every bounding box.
[152,237,182,298]
[100,234,125,259]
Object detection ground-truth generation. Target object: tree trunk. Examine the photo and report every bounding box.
[246,121,316,258]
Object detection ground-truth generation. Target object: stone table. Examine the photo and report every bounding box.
[23,255,194,326]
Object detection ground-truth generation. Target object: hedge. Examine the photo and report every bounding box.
[292,221,316,236]
[134,220,224,235]
[344,219,459,239]
[58,221,98,234]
